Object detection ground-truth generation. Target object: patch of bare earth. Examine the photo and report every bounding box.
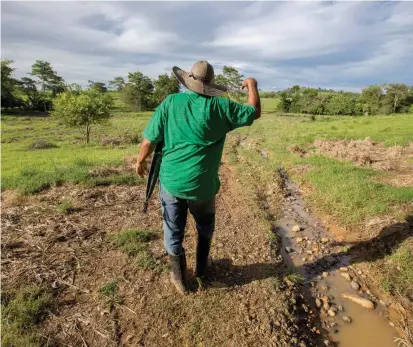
[1,164,319,346]
[314,138,413,187]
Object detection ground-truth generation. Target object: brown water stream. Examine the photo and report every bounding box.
[276,178,398,347]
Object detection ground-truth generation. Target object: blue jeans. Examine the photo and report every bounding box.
[160,184,215,256]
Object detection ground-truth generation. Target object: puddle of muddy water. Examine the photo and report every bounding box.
[275,180,399,347]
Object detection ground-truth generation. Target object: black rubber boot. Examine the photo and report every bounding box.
[195,235,212,278]
[169,251,187,295]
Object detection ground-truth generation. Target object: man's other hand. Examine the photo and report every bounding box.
[136,160,147,178]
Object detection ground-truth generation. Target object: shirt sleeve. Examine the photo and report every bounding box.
[143,99,167,143]
[226,99,257,129]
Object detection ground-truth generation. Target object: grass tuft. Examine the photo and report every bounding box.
[99,280,123,306]
[381,243,413,298]
[111,229,158,256]
[1,286,54,347]
[56,199,74,214]
[136,250,168,274]
[284,268,305,285]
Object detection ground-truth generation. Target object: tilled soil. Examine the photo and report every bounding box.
[1,164,321,347]
[313,138,413,187]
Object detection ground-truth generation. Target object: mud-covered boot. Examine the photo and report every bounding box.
[169,252,187,295]
[195,235,212,278]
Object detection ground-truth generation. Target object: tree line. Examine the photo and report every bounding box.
[276,84,413,116]
[0,59,181,113]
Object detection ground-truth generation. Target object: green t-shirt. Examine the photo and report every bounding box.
[143,91,256,200]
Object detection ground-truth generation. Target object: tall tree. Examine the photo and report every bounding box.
[30,60,65,110]
[382,84,410,114]
[108,76,125,91]
[215,66,244,101]
[30,60,64,92]
[88,80,107,93]
[153,73,179,105]
[1,59,21,109]
[20,77,46,111]
[361,85,383,115]
[122,72,154,111]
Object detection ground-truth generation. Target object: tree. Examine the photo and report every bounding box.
[121,72,154,111]
[382,84,410,114]
[153,73,179,105]
[108,76,125,91]
[361,85,383,115]
[88,80,107,93]
[30,60,65,110]
[215,66,244,101]
[1,59,21,109]
[19,77,49,111]
[52,87,113,143]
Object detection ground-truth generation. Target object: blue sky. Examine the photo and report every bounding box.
[2,1,413,91]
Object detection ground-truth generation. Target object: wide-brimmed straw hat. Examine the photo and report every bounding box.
[173,61,227,97]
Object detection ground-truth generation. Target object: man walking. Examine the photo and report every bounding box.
[136,61,261,294]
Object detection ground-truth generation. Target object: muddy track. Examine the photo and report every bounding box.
[2,163,322,347]
[234,136,405,347]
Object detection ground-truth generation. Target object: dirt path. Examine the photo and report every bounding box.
[1,163,320,347]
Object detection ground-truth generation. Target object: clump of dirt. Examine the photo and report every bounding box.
[100,132,141,147]
[1,137,19,144]
[314,138,413,187]
[28,139,59,150]
[288,145,309,158]
[88,165,132,178]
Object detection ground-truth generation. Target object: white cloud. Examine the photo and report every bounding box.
[1,1,413,91]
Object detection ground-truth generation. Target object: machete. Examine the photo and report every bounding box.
[142,141,163,213]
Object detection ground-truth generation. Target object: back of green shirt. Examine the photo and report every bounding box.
[143,91,256,200]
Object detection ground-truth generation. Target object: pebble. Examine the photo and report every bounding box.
[324,340,330,346]
[292,225,301,232]
[342,293,375,309]
[296,237,304,243]
[341,272,352,281]
[350,281,360,291]
[339,267,348,272]
[306,250,313,255]
[320,284,329,292]
[322,272,329,278]
[315,298,322,308]
[330,306,338,313]
[285,247,293,253]
[321,237,329,243]
[321,296,330,310]
[338,305,344,311]
[327,309,336,317]
[342,316,352,324]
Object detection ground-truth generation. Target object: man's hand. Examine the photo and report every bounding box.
[135,139,155,177]
[241,78,258,91]
[241,78,261,119]
[135,160,147,178]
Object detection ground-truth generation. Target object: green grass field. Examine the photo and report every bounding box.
[2,95,413,326]
[3,97,411,223]
[234,112,413,225]
[1,112,150,194]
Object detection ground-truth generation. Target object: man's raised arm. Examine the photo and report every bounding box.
[241,77,261,119]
